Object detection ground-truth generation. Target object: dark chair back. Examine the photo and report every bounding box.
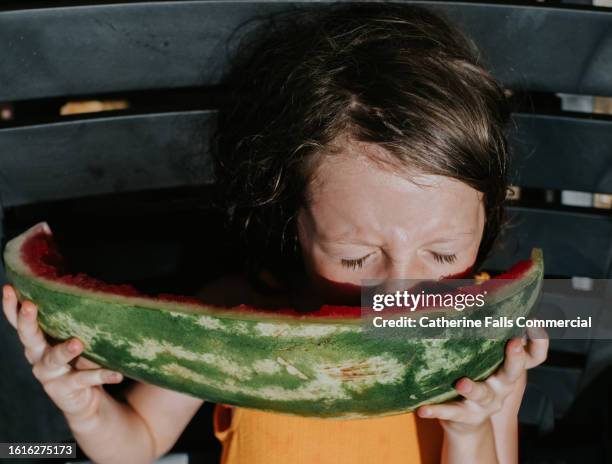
[1,1,611,459]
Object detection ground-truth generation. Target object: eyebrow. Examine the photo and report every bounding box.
[423,230,476,245]
[320,229,476,246]
[318,227,377,245]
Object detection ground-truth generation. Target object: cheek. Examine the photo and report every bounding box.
[297,217,353,283]
[440,252,478,279]
[305,245,352,282]
[304,249,364,304]
[299,240,368,302]
[439,231,483,279]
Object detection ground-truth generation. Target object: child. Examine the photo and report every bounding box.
[3,3,548,463]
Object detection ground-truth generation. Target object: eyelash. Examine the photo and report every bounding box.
[341,255,370,269]
[432,252,457,264]
[341,252,457,269]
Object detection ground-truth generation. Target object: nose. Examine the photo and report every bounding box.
[386,255,430,280]
[381,255,432,294]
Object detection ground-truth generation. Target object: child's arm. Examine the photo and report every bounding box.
[68,382,204,463]
[2,284,204,464]
[124,382,205,459]
[418,329,548,464]
[441,419,498,464]
[490,370,526,464]
[438,375,524,464]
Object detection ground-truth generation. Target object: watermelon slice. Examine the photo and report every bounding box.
[3,222,543,419]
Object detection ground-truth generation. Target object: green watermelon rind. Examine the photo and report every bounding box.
[3,222,544,419]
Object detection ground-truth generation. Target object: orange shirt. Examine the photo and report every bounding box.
[214,403,443,464]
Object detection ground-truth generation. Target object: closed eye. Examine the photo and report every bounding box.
[341,252,374,270]
[432,252,457,264]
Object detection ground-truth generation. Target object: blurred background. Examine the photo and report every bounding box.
[0,1,611,463]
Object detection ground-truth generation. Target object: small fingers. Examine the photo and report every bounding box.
[32,338,82,383]
[418,393,503,424]
[2,285,18,329]
[525,326,549,368]
[417,403,464,422]
[44,338,83,371]
[72,356,102,370]
[494,338,527,385]
[455,378,494,405]
[16,301,48,364]
[57,368,123,395]
[42,369,123,416]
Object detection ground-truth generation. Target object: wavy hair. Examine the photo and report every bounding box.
[212,2,511,283]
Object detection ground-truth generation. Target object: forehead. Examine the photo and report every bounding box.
[305,142,483,238]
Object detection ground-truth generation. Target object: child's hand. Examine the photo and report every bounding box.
[2,284,124,424]
[416,327,549,435]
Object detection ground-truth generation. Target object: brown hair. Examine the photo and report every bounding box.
[213,3,511,283]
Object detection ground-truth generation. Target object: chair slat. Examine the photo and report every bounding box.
[1,1,612,101]
[3,109,611,205]
[0,111,215,207]
[510,113,612,194]
[483,206,612,278]
[428,1,612,96]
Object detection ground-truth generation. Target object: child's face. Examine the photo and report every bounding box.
[297,140,485,298]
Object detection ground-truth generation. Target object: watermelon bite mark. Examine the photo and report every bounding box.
[21,225,534,319]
